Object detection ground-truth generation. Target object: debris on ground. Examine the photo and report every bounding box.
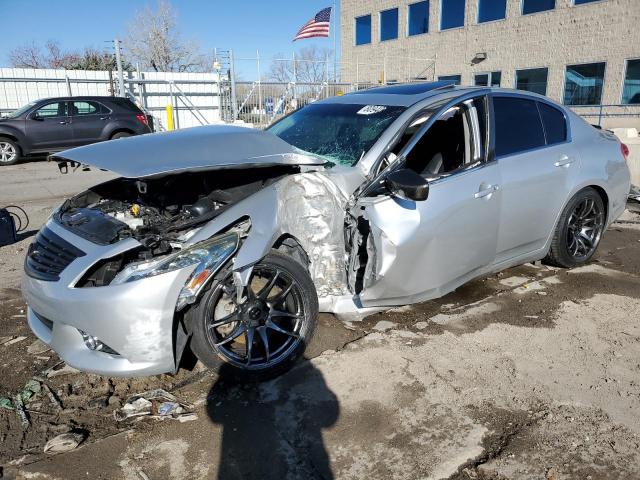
[114,389,194,422]
[3,336,26,347]
[44,362,80,378]
[43,432,86,454]
[27,339,50,355]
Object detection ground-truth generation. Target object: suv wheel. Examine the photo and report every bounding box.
[111,132,132,140]
[189,252,318,379]
[0,139,20,166]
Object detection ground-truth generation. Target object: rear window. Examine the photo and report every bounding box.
[109,98,143,113]
[493,97,545,157]
[538,102,567,145]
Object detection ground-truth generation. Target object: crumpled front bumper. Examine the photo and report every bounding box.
[22,220,195,377]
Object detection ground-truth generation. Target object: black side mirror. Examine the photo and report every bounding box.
[384,168,429,201]
[31,113,43,121]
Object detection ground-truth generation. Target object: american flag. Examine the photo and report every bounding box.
[293,7,332,41]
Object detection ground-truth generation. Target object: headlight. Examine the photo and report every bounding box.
[111,233,239,287]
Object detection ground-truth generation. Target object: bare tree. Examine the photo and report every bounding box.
[124,0,207,72]
[9,41,134,71]
[269,46,332,83]
[9,41,71,69]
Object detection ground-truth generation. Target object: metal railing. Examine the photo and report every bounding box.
[568,104,640,127]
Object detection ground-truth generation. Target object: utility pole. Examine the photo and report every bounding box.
[114,38,125,98]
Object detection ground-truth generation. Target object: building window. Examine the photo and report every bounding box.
[478,0,506,23]
[522,0,555,15]
[355,15,372,45]
[438,74,462,85]
[564,62,606,105]
[408,1,429,36]
[475,71,501,86]
[574,0,600,4]
[515,67,548,95]
[380,8,399,41]
[622,59,640,105]
[440,0,465,30]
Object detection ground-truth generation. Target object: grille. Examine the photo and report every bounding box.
[25,227,86,281]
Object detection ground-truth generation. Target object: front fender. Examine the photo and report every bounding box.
[0,124,28,151]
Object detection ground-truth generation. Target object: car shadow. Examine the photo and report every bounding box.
[207,361,339,480]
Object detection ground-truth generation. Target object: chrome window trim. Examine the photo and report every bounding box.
[360,89,491,197]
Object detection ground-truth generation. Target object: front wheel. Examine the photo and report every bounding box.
[189,251,318,379]
[544,187,605,268]
[0,138,20,166]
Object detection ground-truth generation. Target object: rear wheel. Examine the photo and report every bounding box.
[544,187,605,268]
[189,252,318,379]
[0,138,20,166]
[110,132,132,140]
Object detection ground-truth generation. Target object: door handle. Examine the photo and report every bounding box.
[58,121,68,125]
[99,116,110,120]
[474,184,499,199]
[554,155,574,168]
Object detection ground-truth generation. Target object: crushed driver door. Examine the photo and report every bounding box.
[346,95,502,307]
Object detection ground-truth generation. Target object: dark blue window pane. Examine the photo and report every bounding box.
[491,71,501,86]
[622,59,640,105]
[538,102,567,145]
[515,68,548,95]
[380,8,399,41]
[355,15,372,45]
[408,1,429,36]
[493,97,545,157]
[475,74,489,86]
[564,62,605,106]
[574,0,599,4]
[478,0,506,22]
[438,74,461,85]
[441,0,465,30]
[522,0,555,14]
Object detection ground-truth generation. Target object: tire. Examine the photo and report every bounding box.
[188,251,318,380]
[110,132,132,140]
[0,138,21,166]
[544,187,606,268]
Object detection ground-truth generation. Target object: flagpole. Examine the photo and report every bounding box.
[332,0,337,82]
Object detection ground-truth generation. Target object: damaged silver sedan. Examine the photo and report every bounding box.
[22,82,631,377]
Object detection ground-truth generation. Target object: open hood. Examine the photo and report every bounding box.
[51,125,324,178]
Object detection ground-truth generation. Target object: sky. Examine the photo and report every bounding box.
[0,0,341,78]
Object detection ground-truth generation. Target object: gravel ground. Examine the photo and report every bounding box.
[1,160,639,480]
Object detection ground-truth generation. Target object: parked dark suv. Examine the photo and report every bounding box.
[0,96,152,165]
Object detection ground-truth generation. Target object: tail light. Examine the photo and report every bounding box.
[621,142,630,161]
[136,113,149,127]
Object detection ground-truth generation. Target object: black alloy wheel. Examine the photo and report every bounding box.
[189,251,318,378]
[544,187,605,268]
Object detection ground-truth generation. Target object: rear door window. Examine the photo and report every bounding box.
[538,102,567,145]
[71,101,107,116]
[493,97,545,157]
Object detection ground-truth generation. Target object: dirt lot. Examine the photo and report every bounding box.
[1,160,639,480]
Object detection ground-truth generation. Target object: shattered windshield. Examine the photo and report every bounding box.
[267,103,405,167]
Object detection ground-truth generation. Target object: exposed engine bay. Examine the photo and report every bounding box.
[54,166,298,286]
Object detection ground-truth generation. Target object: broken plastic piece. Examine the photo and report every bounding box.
[114,389,193,421]
[43,432,86,454]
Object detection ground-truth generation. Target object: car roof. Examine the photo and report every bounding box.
[317,82,553,107]
[31,96,131,103]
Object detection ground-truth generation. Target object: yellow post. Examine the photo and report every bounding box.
[166,105,174,131]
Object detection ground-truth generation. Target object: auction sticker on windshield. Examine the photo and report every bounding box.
[357,105,388,115]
